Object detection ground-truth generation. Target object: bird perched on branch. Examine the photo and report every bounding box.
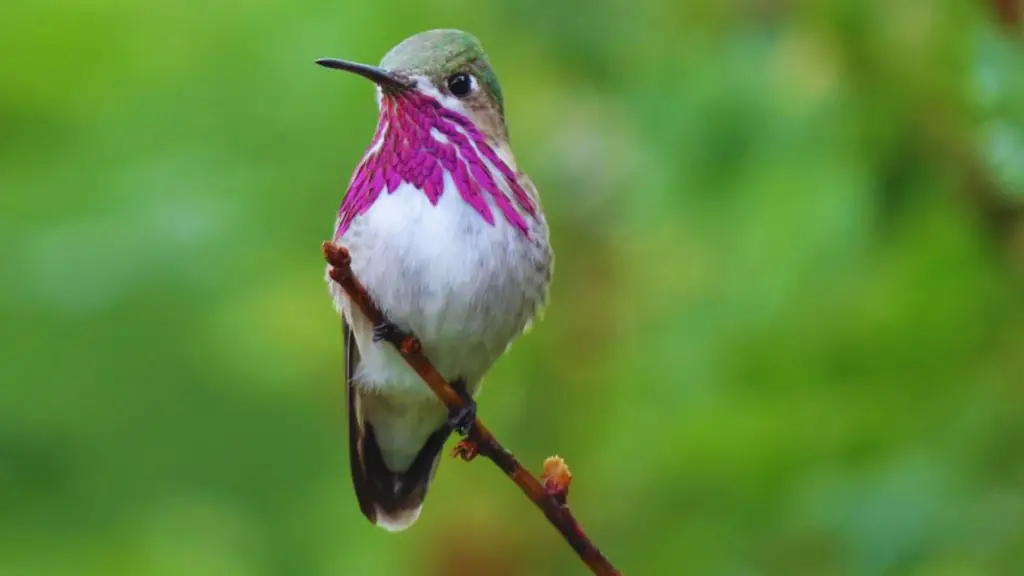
[319,29,553,531]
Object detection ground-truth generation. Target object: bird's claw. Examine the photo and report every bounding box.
[447,379,477,436]
[447,400,477,436]
[371,321,409,346]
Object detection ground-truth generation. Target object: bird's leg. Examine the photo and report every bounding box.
[371,321,410,347]
[446,379,477,436]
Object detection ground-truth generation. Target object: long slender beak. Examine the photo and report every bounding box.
[315,58,413,91]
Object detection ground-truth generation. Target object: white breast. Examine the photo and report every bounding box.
[328,171,550,401]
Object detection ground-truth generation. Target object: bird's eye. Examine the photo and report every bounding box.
[446,73,473,98]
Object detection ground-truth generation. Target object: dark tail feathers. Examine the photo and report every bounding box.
[349,398,451,531]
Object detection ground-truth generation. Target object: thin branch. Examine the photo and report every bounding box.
[990,0,1023,31]
[323,242,621,576]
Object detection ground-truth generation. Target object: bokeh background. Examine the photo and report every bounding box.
[2,1,1023,574]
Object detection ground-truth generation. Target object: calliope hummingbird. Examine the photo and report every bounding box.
[318,29,553,532]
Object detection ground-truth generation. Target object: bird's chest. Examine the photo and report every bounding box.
[330,181,548,394]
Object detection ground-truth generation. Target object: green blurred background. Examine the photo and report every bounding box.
[2,1,1023,574]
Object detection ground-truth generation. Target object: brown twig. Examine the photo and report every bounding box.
[323,241,621,576]
[991,0,1023,31]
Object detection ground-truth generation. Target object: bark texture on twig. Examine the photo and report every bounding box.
[322,241,621,576]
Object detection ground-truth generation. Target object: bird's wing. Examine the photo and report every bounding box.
[343,318,378,524]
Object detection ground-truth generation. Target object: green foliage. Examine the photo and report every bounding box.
[1,1,1022,574]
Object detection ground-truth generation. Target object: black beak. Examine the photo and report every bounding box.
[315,58,413,91]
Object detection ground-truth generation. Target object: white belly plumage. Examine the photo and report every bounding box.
[328,177,551,402]
[327,177,550,473]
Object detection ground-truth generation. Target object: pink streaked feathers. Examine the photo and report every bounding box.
[335,91,537,239]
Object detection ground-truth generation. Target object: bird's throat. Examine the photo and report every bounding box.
[336,91,536,239]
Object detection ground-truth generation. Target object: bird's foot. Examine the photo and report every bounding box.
[448,403,477,436]
[446,379,477,436]
[371,321,409,347]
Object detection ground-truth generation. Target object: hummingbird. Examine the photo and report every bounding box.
[318,29,553,532]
